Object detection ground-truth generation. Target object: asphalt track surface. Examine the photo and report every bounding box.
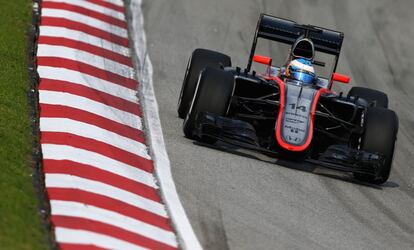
[136,0,414,249]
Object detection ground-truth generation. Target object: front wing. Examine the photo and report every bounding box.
[192,112,384,178]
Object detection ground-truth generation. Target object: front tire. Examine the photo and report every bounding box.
[355,107,398,184]
[178,49,231,118]
[183,67,234,142]
[348,87,388,108]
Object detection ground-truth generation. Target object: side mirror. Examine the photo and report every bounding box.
[332,72,350,84]
[253,55,272,65]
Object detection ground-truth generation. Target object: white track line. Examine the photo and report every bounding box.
[39,90,142,130]
[42,144,156,188]
[55,227,146,250]
[43,0,126,21]
[39,26,130,56]
[51,200,178,247]
[42,8,128,38]
[46,174,168,217]
[37,66,137,103]
[128,0,203,249]
[104,0,124,7]
[37,44,134,79]
[40,117,150,159]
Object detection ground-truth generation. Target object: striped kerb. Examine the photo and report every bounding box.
[37,0,178,249]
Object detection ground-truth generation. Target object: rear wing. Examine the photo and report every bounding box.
[247,14,344,71]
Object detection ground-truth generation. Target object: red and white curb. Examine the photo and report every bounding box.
[36,0,201,249]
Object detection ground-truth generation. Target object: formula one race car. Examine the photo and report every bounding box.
[177,14,398,185]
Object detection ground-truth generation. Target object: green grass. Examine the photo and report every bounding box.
[0,0,49,249]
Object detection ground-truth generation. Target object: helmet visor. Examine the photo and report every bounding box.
[291,71,315,84]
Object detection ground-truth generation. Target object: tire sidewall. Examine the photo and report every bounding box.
[359,107,398,184]
[183,67,234,139]
[177,49,231,118]
[178,55,192,113]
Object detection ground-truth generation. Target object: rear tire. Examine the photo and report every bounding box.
[178,49,231,118]
[183,67,234,142]
[354,107,398,184]
[348,87,388,108]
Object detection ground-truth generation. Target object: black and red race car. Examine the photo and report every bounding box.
[177,14,398,185]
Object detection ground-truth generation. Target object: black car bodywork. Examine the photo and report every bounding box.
[178,14,398,184]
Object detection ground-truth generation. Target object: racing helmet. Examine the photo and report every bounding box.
[286,58,316,85]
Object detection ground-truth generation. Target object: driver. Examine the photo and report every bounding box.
[281,58,316,85]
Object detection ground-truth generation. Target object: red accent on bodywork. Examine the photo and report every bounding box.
[332,72,350,83]
[253,54,272,65]
[273,77,330,152]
